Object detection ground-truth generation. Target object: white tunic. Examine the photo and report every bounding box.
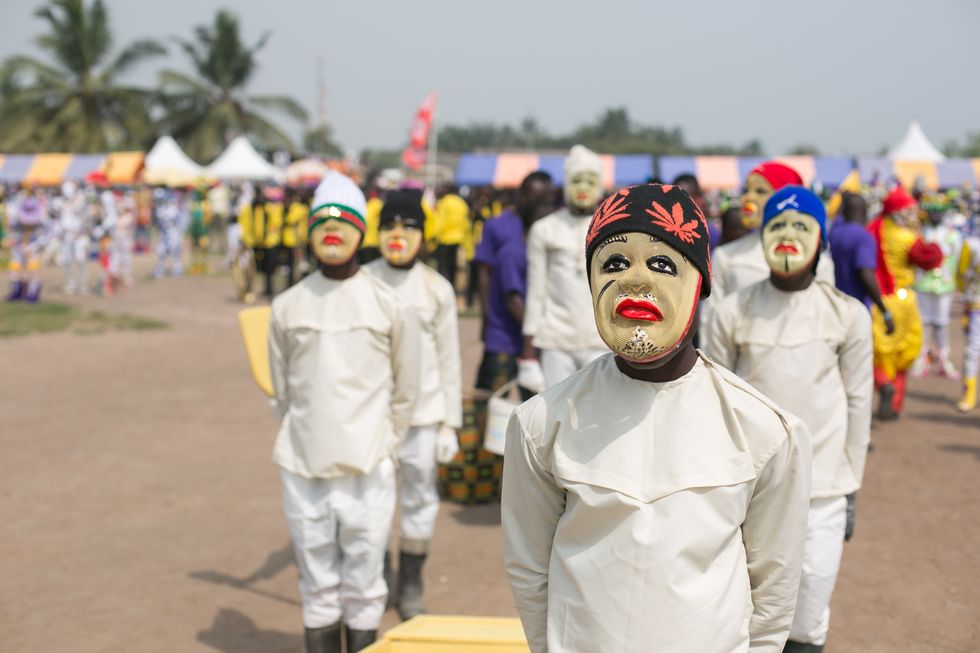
[268,270,421,479]
[524,208,605,351]
[502,353,812,653]
[366,259,463,428]
[702,280,872,498]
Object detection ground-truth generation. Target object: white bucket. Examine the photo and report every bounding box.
[484,380,520,456]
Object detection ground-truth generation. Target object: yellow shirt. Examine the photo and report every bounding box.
[239,202,284,249]
[880,217,919,290]
[282,201,309,248]
[362,196,382,249]
[433,194,471,246]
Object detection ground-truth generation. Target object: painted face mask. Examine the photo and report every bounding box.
[590,232,702,363]
[762,209,822,277]
[379,218,423,267]
[565,170,603,213]
[740,173,775,230]
[310,216,361,266]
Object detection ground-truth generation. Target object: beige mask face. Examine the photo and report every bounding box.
[762,210,822,277]
[590,232,702,363]
[565,170,603,212]
[379,221,423,267]
[740,173,775,229]
[310,219,361,266]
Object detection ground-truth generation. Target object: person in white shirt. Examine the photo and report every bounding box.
[707,162,834,320]
[521,145,607,391]
[503,183,812,653]
[57,181,90,294]
[704,186,873,653]
[365,189,461,620]
[269,172,422,653]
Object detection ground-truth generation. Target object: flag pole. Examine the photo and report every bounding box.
[426,96,438,193]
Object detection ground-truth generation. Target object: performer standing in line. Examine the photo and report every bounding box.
[5,185,49,302]
[957,229,980,412]
[521,145,608,391]
[867,186,942,419]
[503,183,812,653]
[269,172,421,653]
[704,186,873,653]
[365,189,462,620]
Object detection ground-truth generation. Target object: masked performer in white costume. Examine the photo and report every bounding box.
[502,183,812,653]
[365,190,461,620]
[704,187,873,653]
[521,145,607,391]
[269,172,422,653]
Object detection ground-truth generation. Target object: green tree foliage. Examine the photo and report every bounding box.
[0,0,165,152]
[158,9,308,162]
[436,107,765,155]
[303,123,344,157]
[944,133,980,158]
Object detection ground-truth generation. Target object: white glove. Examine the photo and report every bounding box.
[517,358,545,393]
[436,425,460,464]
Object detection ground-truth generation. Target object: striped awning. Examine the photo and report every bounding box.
[0,151,144,185]
[661,156,857,190]
[455,152,653,188]
[856,158,980,190]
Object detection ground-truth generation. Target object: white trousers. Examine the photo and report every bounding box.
[540,347,606,390]
[917,291,954,327]
[61,236,89,291]
[397,424,440,552]
[280,458,396,630]
[964,310,980,379]
[789,496,848,646]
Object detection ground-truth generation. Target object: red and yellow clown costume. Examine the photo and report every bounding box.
[867,186,943,417]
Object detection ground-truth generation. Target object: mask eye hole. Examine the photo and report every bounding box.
[602,253,630,273]
[793,221,808,231]
[646,254,677,276]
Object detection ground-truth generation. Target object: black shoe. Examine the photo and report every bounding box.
[397,551,427,621]
[345,627,377,652]
[304,622,342,653]
[783,641,824,653]
[878,384,898,421]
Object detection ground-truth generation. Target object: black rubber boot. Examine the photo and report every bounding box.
[877,383,898,420]
[303,622,342,653]
[345,627,378,652]
[397,551,427,621]
[383,550,395,609]
[783,641,824,652]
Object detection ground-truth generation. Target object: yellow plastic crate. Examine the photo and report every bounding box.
[363,615,529,652]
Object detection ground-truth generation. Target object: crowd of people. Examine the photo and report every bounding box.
[4,148,979,652]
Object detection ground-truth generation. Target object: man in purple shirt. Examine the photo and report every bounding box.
[829,193,894,332]
[474,171,555,392]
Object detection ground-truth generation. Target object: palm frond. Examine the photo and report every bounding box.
[248,95,308,123]
[105,38,166,79]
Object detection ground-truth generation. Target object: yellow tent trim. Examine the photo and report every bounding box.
[23,153,72,186]
[104,151,144,184]
[893,160,939,191]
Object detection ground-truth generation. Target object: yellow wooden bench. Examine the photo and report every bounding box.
[363,616,529,652]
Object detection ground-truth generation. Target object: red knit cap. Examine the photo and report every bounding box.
[749,161,803,190]
[882,186,918,215]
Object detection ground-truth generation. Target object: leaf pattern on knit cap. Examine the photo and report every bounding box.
[646,200,702,244]
[586,188,631,249]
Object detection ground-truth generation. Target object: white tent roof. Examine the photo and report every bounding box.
[206,136,282,180]
[887,121,946,162]
[143,135,207,185]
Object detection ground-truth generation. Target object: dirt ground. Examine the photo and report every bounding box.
[1,255,978,653]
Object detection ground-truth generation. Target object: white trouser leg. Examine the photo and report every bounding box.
[964,311,980,379]
[280,458,396,630]
[398,424,440,549]
[789,496,848,645]
[540,349,579,390]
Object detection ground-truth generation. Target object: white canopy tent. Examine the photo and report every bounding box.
[888,121,946,162]
[142,135,208,186]
[206,136,282,181]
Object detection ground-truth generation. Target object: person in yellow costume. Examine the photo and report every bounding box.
[359,190,383,264]
[956,227,980,411]
[238,187,284,298]
[281,188,309,287]
[431,184,470,291]
[867,186,943,419]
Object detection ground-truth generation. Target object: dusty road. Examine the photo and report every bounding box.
[1,258,977,652]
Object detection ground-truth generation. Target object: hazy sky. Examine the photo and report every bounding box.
[1,0,977,158]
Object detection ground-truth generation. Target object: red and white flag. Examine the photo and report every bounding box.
[401,92,438,170]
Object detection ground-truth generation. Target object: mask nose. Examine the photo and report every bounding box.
[620,268,651,296]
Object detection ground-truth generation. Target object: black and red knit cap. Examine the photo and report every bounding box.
[586,183,712,297]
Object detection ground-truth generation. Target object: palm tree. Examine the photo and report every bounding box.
[0,0,165,152]
[159,10,308,162]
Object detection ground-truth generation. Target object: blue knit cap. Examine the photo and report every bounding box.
[762,185,827,247]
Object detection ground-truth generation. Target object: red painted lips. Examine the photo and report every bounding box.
[775,243,799,254]
[616,298,663,322]
[323,234,343,245]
